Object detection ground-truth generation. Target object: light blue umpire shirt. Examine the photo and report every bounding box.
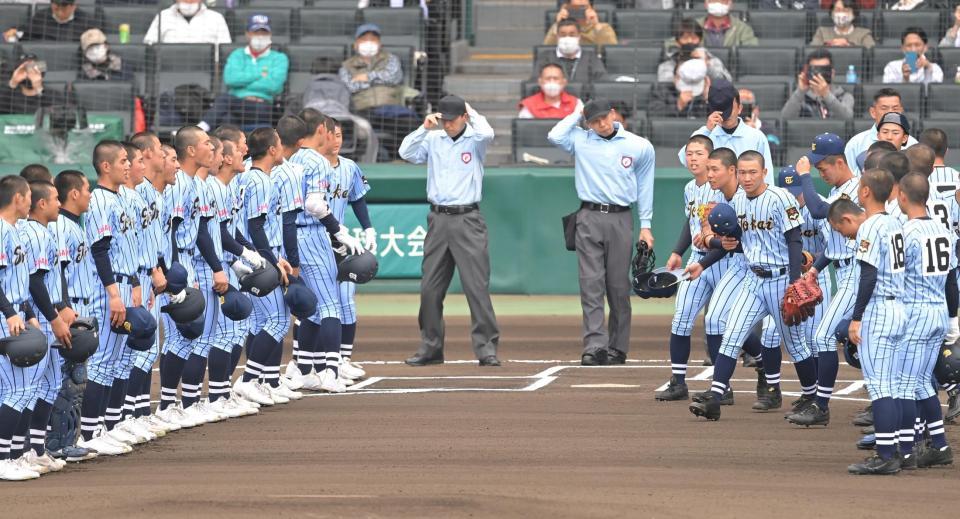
[844,124,918,176]
[398,106,494,206]
[547,110,656,228]
[677,118,774,186]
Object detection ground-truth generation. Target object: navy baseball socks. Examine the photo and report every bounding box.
[296,319,321,376]
[318,317,342,378]
[79,381,109,440]
[898,398,918,467]
[207,348,232,403]
[181,354,207,408]
[104,378,128,430]
[668,333,690,385]
[29,400,52,456]
[705,334,721,365]
[689,353,736,420]
[849,397,903,475]
[159,352,186,411]
[241,331,276,383]
[0,405,19,460]
[126,367,150,418]
[341,322,357,360]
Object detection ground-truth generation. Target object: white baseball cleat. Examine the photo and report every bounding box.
[298,370,325,391]
[118,418,155,442]
[226,393,260,414]
[195,400,228,422]
[42,452,67,470]
[339,374,356,387]
[180,403,212,425]
[340,360,365,380]
[22,451,62,473]
[0,459,40,480]
[318,368,347,393]
[105,425,140,446]
[283,365,306,390]
[264,384,290,404]
[16,454,49,475]
[228,390,260,410]
[77,435,131,456]
[158,404,203,428]
[211,398,249,418]
[275,381,303,400]
[148,413,181,432]
[137,416,168,437]
[233,380,274,406]
[283,360,300,379]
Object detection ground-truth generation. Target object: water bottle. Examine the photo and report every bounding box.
[845,64,858,85]
[118,23,129,44]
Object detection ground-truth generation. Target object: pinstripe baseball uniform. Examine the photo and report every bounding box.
[243,166,288,341]
[928,165,960,203]
[53,211,96,318]
[162,170,203,360]
[328,156,370,325]
[186,175,223,359]
[209,175,248,353]
[132,180,167,373]
[20,219,62,405]
[700,188,747,339]
[115,185,149,380]
[0,219,34,411]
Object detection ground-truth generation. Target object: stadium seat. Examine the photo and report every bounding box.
[543,7,612,31]
[782,118,848,166]
[153,43,215,94]
[15,42,80,83]
[919,119,960,143]
[876,11,941,46]
[613,11,675,44]
[226,8,296,45]
[735,47,799,84]
[532,44,598,71]
[361,7,422,49]
[927,84,960,119]
[99,5,158,44]
[0,5,29,35]
[802,46,865,84]
[109,43,151,95]
[748,10,812,47]
[738,82,788,114]
[283,43,348,95]
[647,118,703,167]
[590,81,651,117]
[938,47,960,80]
[384,45,415,87]
[244,0,310,6]
[71,80,136,134]
[520,80,584,98]
[298,8,358,45]
[512,118,573,166]
[0,43,18,72]
[858,83,922,119]
[602,46,661,80]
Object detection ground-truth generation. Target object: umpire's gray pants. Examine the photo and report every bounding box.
[576,208,633,355]
[417,209,499,359]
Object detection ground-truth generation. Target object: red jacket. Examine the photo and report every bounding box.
[518,91,579,119]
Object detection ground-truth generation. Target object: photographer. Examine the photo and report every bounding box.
[780,49,854,120]
[0,54,61,115]
[658,18,732,84]
[544,0,617,51]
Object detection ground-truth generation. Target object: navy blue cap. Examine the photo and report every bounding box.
[355,23,381,39]
[219,285,252,321]
[806,133,845,165]
[283,276,318,320]
[247,14,271,32]
[112,306,157,339]
[778,166,804,196]
[166,262,188,295]
[876,112,910,134]
[707,79,737,120]
[177,314,205,341]
[707,203,742,239]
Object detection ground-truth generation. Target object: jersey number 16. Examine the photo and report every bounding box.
[922,235,951,276]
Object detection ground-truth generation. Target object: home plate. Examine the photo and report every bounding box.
[570,383,642,388]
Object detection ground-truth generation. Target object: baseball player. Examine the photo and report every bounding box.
[827,169,905,475]
[48,170,99,462]
[689,151,817,421]
[76,140,137,456]
[0,176,42,480]
[786,133,860,426]
[289,110,365,392]
[548,98,655,366]
[894,173,954,468]
[844,88,918,175]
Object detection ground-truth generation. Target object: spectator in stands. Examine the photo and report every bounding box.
[781,49,854,120]
[79,28,131,82]
[650,58,710,119]
[940,4,960,47]
[810,0,875,48]
[518,63,581,119]
[740,87,781,160]
[544,0,617,50]
[143,0,231,45]
[198,14,286,131]
[659,19,732,84]
[0,53,61,115]
[883,27,943,85]
[3,0,100,43]
[303,56,379,163]
[889,0,927,9]
[535,19,607,85]
[698,0,758,47]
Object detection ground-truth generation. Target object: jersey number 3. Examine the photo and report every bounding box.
[922,235,951,276]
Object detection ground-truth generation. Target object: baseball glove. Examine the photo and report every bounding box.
[800,251,814,273]
[781,275,823,326]
[700,202,718,235]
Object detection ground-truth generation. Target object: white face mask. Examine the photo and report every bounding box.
[177,1,200,17]
[85,44,108,64]
[832,12,853,27]
[541,81,564,97]
[557,36,580,56]
[250,35,271,52]
[357,41,380,58]
[706,2,730,17]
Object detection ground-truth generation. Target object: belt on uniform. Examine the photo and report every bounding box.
[115,274,136,284]
[178,247,195,255]
[833,258,854,268]
[431,203,478,215]
[580,202,630,213]
[70,297,90,306]
[750,265,786,278]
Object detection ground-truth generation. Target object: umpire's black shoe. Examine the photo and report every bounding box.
[918,445,954,467]
[607,349,626,365]
[787,403,830,427]
[742,352,758,368]
[752,385,782,412]
[786,394,816,416]
[856,434,876,450]
[853,409,874,427]
[848,454,901,475]
[689,392,722,420]
[581,350,608,366]
[755,368,768,400]
[947,388,960,422]
[405,352,444,366]
[655,376,688,401]
[479,356,501,367]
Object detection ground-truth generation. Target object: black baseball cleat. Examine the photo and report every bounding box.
[918,445,954,468]
[900,452,917,470]
[742,352,758,368]
[689,392,721,421]
[607,349,626,365]
[787,403,830,427]
[947,388,960,423]
[848,454,901,475]
[856,434,876,450]
[852,410,874,427]
[752,385,782,412]
[655,376,689,401]
[785,394,816,417]
[755,369,768,400]
[581,350,608,366]
[693,388,734,405]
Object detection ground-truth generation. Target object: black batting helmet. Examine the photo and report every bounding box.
[240,262,281,297]
[55,317,99,363]
[161,287,206,324]
[0,325,48,368]
[836,318,860,369]
[632,268,681,299]
[935,341,960,386]
[337,252,378,284]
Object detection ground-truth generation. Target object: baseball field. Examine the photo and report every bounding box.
[1,295,953,518]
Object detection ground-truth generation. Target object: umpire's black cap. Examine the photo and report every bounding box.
[437,95,467,121]
[0,325,47,367]
[708,79,737,120]
[583,98,612,122]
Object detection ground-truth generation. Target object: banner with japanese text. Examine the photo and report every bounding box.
[342,204,428,278]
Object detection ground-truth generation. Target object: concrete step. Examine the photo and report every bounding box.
[443,73,526,101]
[475,2,552,28]
[485,148,513,166]
[457,59,532,76]
[474,27,545,49]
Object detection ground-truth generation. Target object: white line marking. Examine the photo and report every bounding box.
[571,384,642,388]
[835,381,866,395]
[691,367,715,380]
[266,495,378,499]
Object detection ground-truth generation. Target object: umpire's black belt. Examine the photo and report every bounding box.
[70,297,90,306]
[430,203,478,215]
[833,257,854,268]
[115,274,136,285]
[750,266,787,278]
[580,202,630,213]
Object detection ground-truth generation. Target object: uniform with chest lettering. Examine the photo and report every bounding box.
[329,156,370,327]
[19,219,63,408]
[186,175,223,363]
[0,219,33,414]
[209,175,248,357]
[160,170,201,371]
[243,165,288,343]
[112,185,148,420]
[54,211,96,317]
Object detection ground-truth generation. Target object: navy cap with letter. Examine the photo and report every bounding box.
[777,166,804,197]
[806,133,845,165]
[707,203,742,239]
[219,285,253,321]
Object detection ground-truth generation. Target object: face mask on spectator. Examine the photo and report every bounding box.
[85,44,108,64]
[832,12,853,27]
[178,2,201,17]
[357,41,380,58]
[250,35,271,52]
[706,2,729,17]
[542,81,564,97]
[557,36,580,56]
